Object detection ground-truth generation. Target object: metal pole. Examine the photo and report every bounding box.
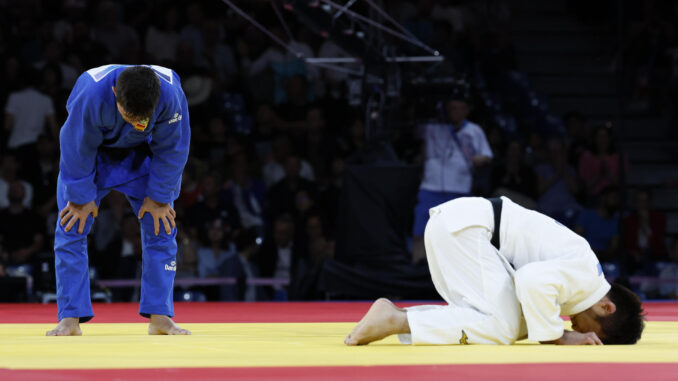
[220,0,304,58]
[319,0,439,56]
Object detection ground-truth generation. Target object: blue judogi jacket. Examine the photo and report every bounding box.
[59,64,190,204]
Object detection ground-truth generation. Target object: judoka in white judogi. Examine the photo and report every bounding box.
[398,196,610,345]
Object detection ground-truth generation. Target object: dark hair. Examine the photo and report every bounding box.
[596,283,645,344]
[114,66,161,120]
[591,124,617,155]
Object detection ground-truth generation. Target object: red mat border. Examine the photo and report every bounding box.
[1,363,677,381]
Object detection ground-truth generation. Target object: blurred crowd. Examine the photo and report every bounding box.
[0,0,676,302]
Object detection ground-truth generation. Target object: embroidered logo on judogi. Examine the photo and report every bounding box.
[459,330,469,345]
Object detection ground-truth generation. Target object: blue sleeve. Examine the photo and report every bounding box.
[147,91,191,204]
[59,75,104,205]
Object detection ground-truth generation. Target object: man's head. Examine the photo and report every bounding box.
[112,66,161,125]
[570,283,645,344]
[444,99,469,126]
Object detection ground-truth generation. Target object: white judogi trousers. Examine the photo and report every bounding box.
[399,206,526,345]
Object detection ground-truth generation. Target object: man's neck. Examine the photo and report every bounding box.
[451,120,467,131]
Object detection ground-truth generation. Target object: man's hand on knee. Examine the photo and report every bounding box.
[59,201,98,234]
[138,197,176,235]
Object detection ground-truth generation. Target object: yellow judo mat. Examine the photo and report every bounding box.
[1,321,677,370]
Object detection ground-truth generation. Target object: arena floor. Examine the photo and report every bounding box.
[0,302,677,380]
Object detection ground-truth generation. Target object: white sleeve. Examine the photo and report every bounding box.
[5,93,17,115]
[474,126,493,158]
[44,94,55,116]
[514,262,564,342]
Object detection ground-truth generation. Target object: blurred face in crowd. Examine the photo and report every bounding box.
[286,75,309,105]
[164,6,179,31]
[601,190,620,213]
[122,215,140,242]
[635,190,650,213]
[202,175,219,198]
[306,216,324,241]
[595,127,612,155]
[295,190,313,213]
[547,139,565,165]
[307,108,325,132]
[1,155,19,177]
[274,220,294,247]
[98,2,117,28]
[272,136,291,161]
[284,156,301,179]
[8,181,25,206]
[506,140,523,166]
[187,3,203,26]
[207,221,224,245]
[231,154,249,182]
[208,117,226,139]
[445,100,469,127]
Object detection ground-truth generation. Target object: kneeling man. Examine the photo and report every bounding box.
[346,197,644,345]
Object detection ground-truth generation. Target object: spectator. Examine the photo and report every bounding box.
[202,19,238,88]
[179,163,202,210]
[574,187,620,262]
[303,108,339,184]
[64,21,111,70]
[90,191,130,280]
[219,227,263,301]
[0,154,34,209]
[563,111,588,167]
[24,135,58,217]
[222,153,266,233]
[110,214,143,302]
[180,3,206,57]
[0,181,44,267]
[624,188,668,273]
[33,41,78,89]
[258,214,304,300]
[175,220,199,279]
[144,4,181,65]
[578,125,627,200]
[185,173,241,246]
[658,239,678,299]
[267,155,317,221]
[197,219,237,279]
[91,1,140,61]
[262,134,314,187]
[411,93,493,262]
[4,66,58,156]
[490,139,538,207]
[291,214,333,300]
[534,138,582,226]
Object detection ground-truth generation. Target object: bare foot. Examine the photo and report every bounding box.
[148,314,191,335]
[46,317,82,336]
[344,298,409,346]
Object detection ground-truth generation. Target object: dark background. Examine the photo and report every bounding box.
[0,0,677,302]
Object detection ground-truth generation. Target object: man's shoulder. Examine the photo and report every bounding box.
[459,120,485,135]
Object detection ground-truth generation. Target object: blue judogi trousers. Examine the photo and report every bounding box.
[55,155,177,323]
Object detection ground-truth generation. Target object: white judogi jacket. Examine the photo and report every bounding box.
[433,196,611,342]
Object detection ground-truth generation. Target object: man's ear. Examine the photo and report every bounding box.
[112,86,116,96]
[601,299,617,315]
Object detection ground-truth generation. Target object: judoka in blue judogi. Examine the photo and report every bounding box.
[47,65,191,336]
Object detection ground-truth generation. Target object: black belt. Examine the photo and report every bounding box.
[488,197,503,251]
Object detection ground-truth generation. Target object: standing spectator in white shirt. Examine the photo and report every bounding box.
[411,91,492,262]
[144,5,181,65]
[4,67,58,157]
